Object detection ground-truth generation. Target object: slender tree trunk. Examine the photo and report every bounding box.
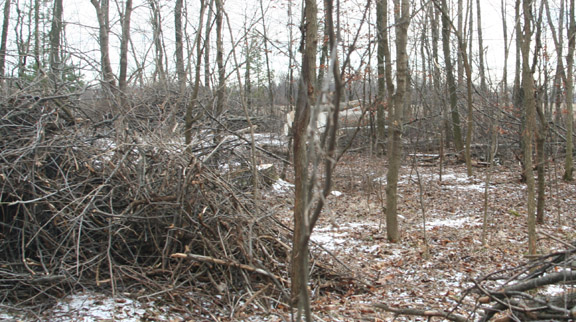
[204,0,213,90]
[500,0,509,96]
[291,0,317,316]
[149,0,166,84]
[533,1,547,225]
[564,0,575,181]
[0,0,12,83]
[173,0,187,132]
[90,0,116,95]
[33,0,40,70]
[385,0,410,243]
[440,0,464,156]
[118,0,133,99]
[520,0,537,255]
[184,0,206,145]
[244,26,252,111]
[259,0,274,115]
[215,0,225,117]
[48,0,63,86]
[476,0,486,92]
[376,0,392,155]
[545,0,565,128]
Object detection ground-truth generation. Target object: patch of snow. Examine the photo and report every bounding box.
[311,232,350,251]
[10,291,186,321]
[331,190,343,197]
[543,284,567,296]
[426,217,479,228]
[443,183,492,192]
[256,163,274,170]
[272,178,294,193]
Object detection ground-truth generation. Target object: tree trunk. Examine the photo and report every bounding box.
[90,0,116,95]
[376,0,392,155]
[118,0,133,100]
[520,0,537,255]
[291,0,317,317]
[385,0,410,243]
[215,0,225,117]
[0,0,12,84]
[173,0,186,133]
[149,0,165,84]
[48,0,63,86]
[476,0,486,92]
[564,0,575,181]
[184,0,206,145]
[204,0,213,90]
[440,0,464,156]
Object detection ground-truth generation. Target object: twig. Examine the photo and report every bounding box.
[372,303,469,322]
[171,253,285,282]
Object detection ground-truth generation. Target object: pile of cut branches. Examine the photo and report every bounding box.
[474,242,576,321]
[0,90,293,315]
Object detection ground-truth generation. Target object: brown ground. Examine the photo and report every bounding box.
[252,154,576,321]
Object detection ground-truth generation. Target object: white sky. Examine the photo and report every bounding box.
[1,0,566,90]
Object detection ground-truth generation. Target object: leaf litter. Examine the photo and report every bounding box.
[2,154,574,321]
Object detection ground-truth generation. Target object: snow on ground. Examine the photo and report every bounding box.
[1,292,185,322]
[272,178,294,193]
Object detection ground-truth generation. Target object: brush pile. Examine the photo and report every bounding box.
[0,89,293,315]
[475,243,576,321]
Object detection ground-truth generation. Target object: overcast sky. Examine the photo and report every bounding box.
[2,0,562,90]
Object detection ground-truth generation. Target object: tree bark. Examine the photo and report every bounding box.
[48,0,63,86]
[184,0,206,145]
[564,0,575,181]
[291,0,317,317]
[0,0,12,84]
[440,0,464,156]
[385,0,410,243]
[215,0,225,117]
[149,0,166,84]
[118,0,133,99]
[376,0,393,155]
[90,0,116,95]
[520,0,537,255]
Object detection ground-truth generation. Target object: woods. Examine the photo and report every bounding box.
[0,0,575,320]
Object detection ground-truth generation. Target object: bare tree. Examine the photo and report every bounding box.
[564,0,575,181]
[48,0,63,85]
[149,0,166,84]
[90,0,116,95]
[520,0,537,255]
[291,0,317,315]
[118,0,133,100]
[440,0,464,155]
[384,0,410,243]
[184,0,207,145]
[475,0,486,92]
[376,0,392,154]
[0,0,12,83]
[215,0,225,117]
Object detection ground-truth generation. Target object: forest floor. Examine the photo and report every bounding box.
[2,154,575,321]
[253,154,576,321]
